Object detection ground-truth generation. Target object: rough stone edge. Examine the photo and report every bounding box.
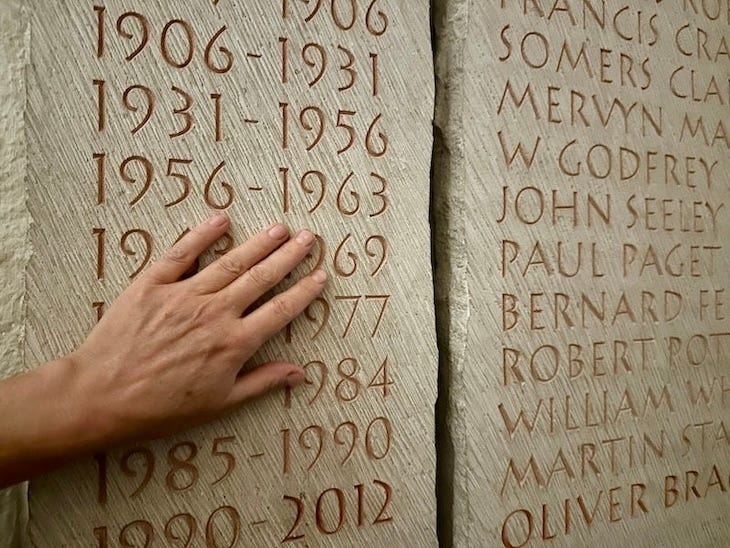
[432,0,470,546]
[0,1,31,547]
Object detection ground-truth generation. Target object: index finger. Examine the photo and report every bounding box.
[144,214,230,284]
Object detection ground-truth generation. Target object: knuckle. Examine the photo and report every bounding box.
[164,244,190,265]
[271,296,296,321]
[238,328,262,350]
[216,255,244,277]
[247,264,275,288]
[281,245,304,266]
[126,279,153,301]
[280,241,298,257]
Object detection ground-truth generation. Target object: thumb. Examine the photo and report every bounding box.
[225,362,305,407]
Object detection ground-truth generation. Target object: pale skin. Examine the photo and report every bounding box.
[0,214,326,488]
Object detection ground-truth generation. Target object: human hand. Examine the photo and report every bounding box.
[67,214,326,448]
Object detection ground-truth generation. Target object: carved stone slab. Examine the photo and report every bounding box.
[440,0,730,546]
[26,1,437,546]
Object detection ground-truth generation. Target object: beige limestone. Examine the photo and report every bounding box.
[0,2,30,546]
[437,0,730,546]
[7,0,729,546]
[25,1,436,546]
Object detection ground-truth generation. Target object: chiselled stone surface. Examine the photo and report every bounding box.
[25,2,437,546]
[437,0,730,546]
[0,2,30,546]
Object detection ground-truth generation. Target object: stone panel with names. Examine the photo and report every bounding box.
[26,1,437,546]
[444,0,730,546]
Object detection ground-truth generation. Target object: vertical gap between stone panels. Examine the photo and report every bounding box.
[430,0,454,548]
[432,0,470,546]
[431,107,455,548]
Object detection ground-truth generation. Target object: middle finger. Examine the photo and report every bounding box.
[193,223,291,293]
[220,229,316,312]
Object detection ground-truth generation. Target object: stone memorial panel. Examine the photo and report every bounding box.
[25,1,437,546]
[438,0,730,546]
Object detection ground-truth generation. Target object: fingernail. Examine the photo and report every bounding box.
[312,269,327,284]
[209,214,229,226]
[268,223,289,239]
[296,230,315,245]
[285,371,306,388]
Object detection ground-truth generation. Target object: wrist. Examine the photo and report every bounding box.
[0,356,111,485]
[26,356,111,458]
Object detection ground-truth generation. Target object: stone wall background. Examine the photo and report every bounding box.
[2,0,729,546]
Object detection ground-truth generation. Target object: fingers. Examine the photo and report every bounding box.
[222,230,318,312]
[145,214,230,284]
[225,362,305,408]
[242,269,327,345]
[194,223,291,293]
